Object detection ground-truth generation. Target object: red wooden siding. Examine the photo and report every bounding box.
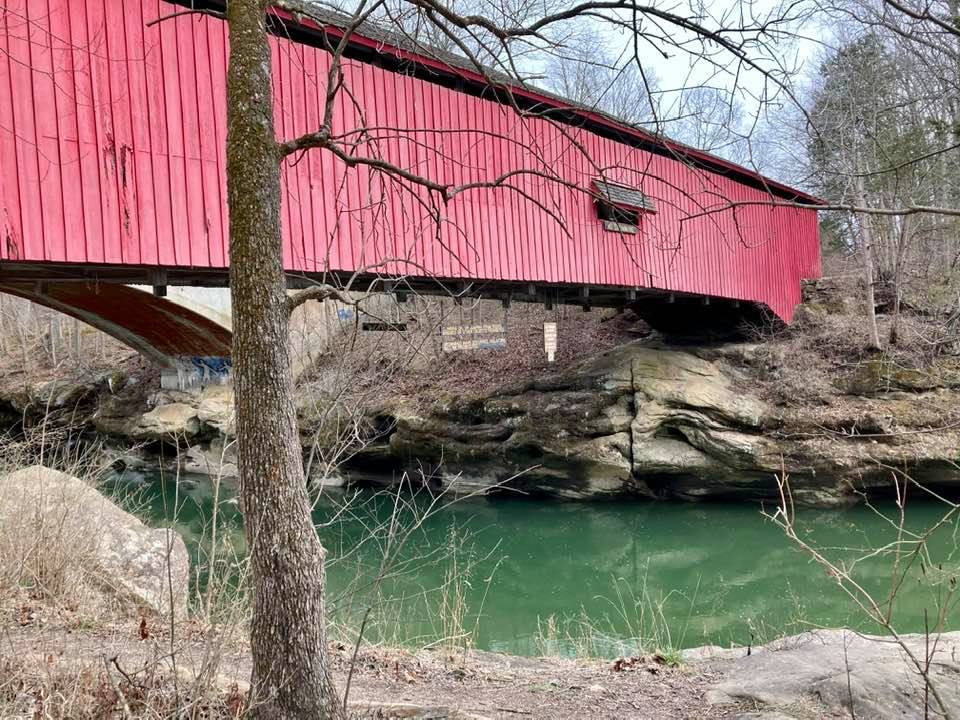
[0,0,821,321]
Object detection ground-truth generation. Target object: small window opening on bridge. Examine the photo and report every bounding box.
[592,179,656,235]
[597,202,640,233]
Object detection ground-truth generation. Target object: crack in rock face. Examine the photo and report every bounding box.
[5,341,960,506]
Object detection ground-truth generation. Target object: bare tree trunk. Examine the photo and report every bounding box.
[0,295,8,356]
[855,178,882,350]
[889,216,911,346]
[225,2,345,718]
[73,317,82,364]
[49,315,59,365]
[860,224,882,351]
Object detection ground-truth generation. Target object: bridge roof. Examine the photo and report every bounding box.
[185,1,823,206]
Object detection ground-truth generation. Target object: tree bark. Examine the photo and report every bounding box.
[225,2,345,718]
[855,177,882,351]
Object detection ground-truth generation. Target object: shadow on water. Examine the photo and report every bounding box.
[111,471,960,657]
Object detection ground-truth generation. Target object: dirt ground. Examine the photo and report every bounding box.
[0,616,761,719]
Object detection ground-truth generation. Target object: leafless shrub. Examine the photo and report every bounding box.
[0,481,103,612]
[0,420,123,614]
[0,652,251,720]
[765,468,960,720]
[746,271,960,406]
[0,295,127,375]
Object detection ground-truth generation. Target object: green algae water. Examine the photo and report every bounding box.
[115,473,960,657]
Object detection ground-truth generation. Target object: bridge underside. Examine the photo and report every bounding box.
[0,279,232,366]
[0,262,771,364]
[0,261,755,310]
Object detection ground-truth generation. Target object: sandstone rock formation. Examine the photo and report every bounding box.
[0,465,190,617]
[701,629,960,719]
[2,338,959,506]
[369,342,960,504]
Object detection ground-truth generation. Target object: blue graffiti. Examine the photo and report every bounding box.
[190,356,233,378]
[162,355,234,390]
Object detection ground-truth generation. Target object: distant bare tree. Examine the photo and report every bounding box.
[542,28,659,124]
[668,86,749,159]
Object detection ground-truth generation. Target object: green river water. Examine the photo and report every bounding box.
[116,473,960,657]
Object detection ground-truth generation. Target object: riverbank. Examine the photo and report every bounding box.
[2,461,958,718]
[3,282,960,506]
[4,610,958,719]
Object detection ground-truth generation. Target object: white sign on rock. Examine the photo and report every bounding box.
[544,321,558,362]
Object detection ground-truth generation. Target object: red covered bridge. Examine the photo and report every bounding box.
[0,0,822,365]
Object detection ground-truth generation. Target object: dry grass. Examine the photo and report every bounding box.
[745,272,960,407]
[0,653,248,720]
[0,490,104,613]
[0,425,259,718]
[0,621,738,720]
[0,427,121,617]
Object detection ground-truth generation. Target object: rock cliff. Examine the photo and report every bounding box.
[369,342,960,504]
[5,337,957,506]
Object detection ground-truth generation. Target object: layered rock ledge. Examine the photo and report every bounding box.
[368,342,960,504]
[4,339,958,506]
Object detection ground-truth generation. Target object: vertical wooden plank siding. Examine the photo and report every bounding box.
[0,0,821,321]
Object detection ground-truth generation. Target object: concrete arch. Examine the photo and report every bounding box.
[0,282,233,368]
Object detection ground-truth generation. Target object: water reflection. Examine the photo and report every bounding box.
[115,473,960,656]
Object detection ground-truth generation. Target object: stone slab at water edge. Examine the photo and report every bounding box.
[0,465,189,618]
[697,629,960,719]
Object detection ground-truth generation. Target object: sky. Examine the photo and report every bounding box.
[584,0,833,180]
[331,0,837,183]
[491,0,836,181]
[639,0,823,101]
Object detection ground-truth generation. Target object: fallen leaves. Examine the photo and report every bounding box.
[611,652,672,674]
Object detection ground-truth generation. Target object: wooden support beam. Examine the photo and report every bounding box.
[152,270,168,298]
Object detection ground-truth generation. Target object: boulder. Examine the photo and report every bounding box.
[839,357,960,395]
[196,384,235,435]
[705,629,960,720]
[133,402,201,439]
[28,377,100,409]
[0,465,189,617]
[629,347,765,429]
[183,437,238,480]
